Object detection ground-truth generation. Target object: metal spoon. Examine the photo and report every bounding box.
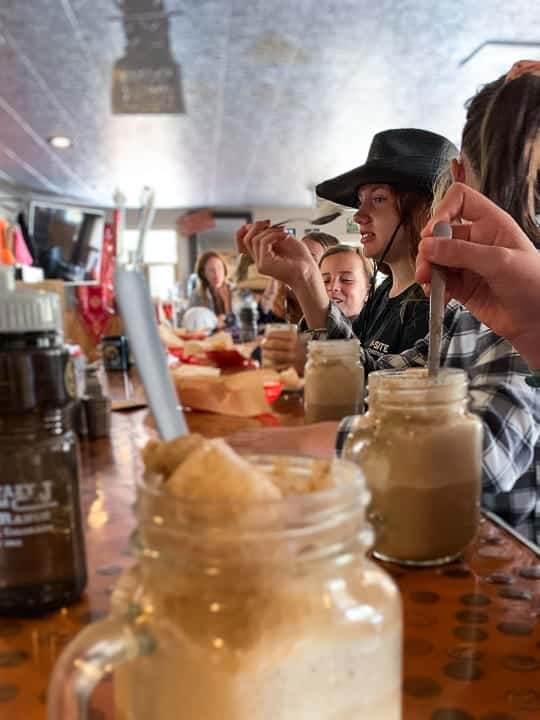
[271,210,342,228]
[427,221,452,379]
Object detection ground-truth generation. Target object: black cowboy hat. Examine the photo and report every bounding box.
[316,128,458,208]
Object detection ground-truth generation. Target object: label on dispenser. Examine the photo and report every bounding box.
[64,356,77,399]
[0,481,58,547]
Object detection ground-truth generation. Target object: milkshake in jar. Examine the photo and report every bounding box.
[304,339,364,423]
[343,368,482,565]
[48,437,402,720]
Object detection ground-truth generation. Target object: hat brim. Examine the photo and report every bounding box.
[316,158,437,209]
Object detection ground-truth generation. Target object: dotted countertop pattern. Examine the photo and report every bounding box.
[1,409,540,720]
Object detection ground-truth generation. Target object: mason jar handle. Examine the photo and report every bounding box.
[341,414,375,463]
[47,616,155,720]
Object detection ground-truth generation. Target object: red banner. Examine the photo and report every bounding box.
[76,223,117,344]
[100,223,116,314]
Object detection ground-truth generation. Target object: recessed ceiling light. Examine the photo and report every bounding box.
[48,135,72,149]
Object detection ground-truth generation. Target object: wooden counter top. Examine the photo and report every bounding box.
[1,405,540,720]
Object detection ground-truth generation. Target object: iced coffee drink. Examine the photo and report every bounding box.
[343,368,482,565]
[48,436,402,720]
[108,437,402,720]
[304,339,364,423]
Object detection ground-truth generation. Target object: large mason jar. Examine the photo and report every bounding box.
[48,455,402,720]
[343,368,483,566]
[0,267,86,614]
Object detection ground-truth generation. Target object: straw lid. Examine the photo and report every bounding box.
[0,266,63,334]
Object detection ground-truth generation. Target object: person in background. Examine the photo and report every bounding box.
[319,244,373,319]
[188,250,235,328]
[238,129,457,361]
[262,245,373,372]
[230,63,540,544]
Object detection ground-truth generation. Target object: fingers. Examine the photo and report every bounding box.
[415,254,432,285]
[443,270,470,305]
[263,331,297,346]
[451,224,472,241]
[244,227,287,267]
[421,184,471,235]
[253,230,288,269]
[506,59,540,83]
[418,235,507,279]
[262,334,297,365]
[236,220,271,257]
[263,349,296,366]
[423,183,514,243]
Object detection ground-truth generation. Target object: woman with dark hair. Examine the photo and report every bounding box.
[453,76,539,243]
[188,250,234,325]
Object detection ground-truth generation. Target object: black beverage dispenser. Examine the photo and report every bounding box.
[0,267,87,614]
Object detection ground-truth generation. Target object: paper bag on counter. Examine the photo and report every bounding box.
[171,368,271,416]
[159,324,184,348]
[183,331,233,357]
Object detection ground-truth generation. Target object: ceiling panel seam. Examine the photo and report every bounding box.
[0,168,16,184]
[0,27,112,185]
[0,96,95,195]
[208,0,234,206]
[1,30,79,134]
[0,141,63,194]
[59,0,109,84]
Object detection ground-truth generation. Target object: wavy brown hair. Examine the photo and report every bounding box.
[195,251,228,291]
[301,231,339,251]
[194,251,229,313]
[451,72,540,244]
[479,74,540,244]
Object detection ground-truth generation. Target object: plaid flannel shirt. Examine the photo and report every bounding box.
[332,300,540,546]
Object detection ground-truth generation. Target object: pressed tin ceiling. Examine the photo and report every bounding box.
[0,0,539,208]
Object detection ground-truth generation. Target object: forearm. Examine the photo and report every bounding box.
[292,268,331,329]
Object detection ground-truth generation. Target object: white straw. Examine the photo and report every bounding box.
[115,267,188,440]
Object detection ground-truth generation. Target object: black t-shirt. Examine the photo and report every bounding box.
[352,277,429,360]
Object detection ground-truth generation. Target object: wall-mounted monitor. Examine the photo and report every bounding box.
[28,201,105,284]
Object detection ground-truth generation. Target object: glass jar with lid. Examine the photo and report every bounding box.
[304,339,364,423]
[0,267,87,613]
[343,368,482,566]
[48,455,402,720]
